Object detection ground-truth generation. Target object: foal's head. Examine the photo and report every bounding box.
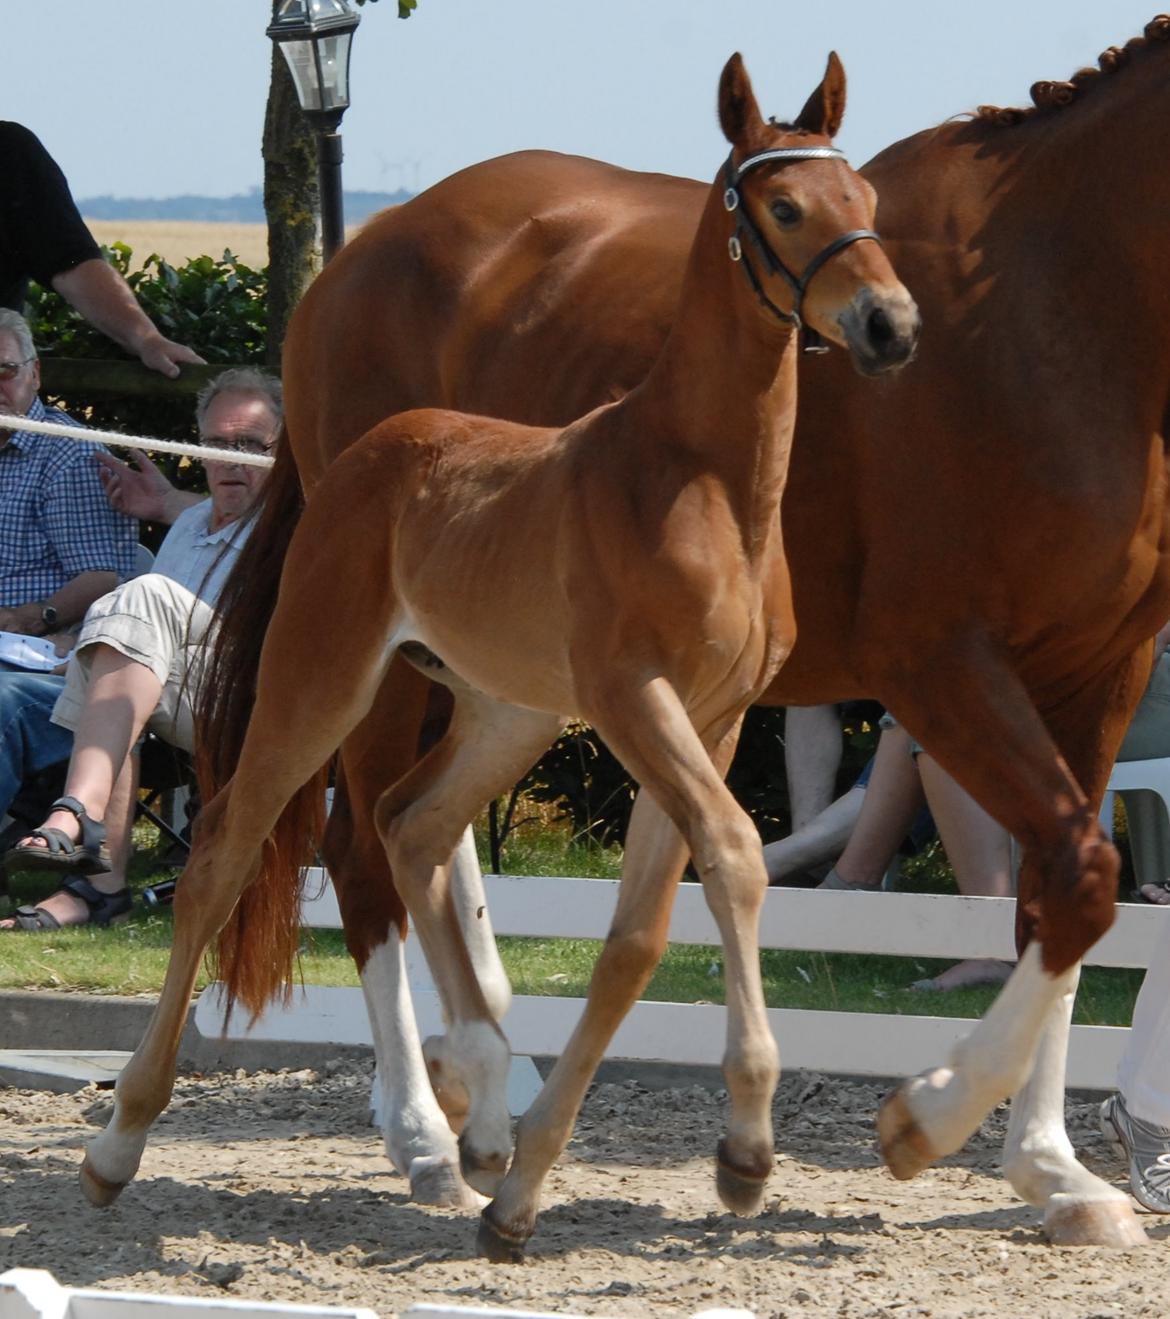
[718,54,920,375]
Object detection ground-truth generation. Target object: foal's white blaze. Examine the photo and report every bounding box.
[899,942,1078,1158]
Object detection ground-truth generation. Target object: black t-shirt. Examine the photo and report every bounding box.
[0,121,102,311]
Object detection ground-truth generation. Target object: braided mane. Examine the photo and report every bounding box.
[975,14,1170,127]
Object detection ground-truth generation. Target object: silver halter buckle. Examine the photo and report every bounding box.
[728,235,743,262]
[723,186,739,213]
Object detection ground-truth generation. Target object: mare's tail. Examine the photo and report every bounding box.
[194,429,329,1020]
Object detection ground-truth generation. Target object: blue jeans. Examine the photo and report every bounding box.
[0,665,72,816]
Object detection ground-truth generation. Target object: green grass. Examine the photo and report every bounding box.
[0,815,1146,1029]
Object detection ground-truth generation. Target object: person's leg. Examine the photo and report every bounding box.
[784,704,842,832]
[911,752,1015,991]
[0,670,72,813]
[1101,915,1170,1212]
[0,648,159,928]
[763,784,865,883]
[822,723,927,890]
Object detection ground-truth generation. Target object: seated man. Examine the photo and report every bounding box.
[0,366,281,931]
[0,306,138,812]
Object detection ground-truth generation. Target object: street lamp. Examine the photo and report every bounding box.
[267,0,361,264]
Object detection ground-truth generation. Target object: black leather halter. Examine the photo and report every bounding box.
[723,146,882,353]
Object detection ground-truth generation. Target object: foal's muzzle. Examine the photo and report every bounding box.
[840,287,921,376]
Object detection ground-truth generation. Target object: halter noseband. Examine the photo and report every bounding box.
[723,146,881,353]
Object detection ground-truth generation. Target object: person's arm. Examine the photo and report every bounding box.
[0,570,118,636]
[95,449,202,525]
[51,259,205,379]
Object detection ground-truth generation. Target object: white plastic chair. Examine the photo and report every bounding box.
[1106,757,1170,895]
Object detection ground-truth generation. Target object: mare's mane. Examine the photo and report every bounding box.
[974,13,1170,127]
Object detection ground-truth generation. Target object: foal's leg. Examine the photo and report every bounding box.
[480,683,777,1261]
[374,689,565,1197]
[872,645,1146,1247]
[83,482,411,1205]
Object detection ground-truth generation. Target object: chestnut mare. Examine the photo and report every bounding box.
[80,57,917,1258]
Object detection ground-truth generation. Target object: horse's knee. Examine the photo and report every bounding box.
[1028,832,1119,975]
[596,925,668,995]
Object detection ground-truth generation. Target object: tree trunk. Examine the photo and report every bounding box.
[262,48,320,368]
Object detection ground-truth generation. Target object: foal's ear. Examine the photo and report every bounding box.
[718,53,768,149]
[795,51,847,139]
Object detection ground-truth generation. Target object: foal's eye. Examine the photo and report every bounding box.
[771,198,801,227]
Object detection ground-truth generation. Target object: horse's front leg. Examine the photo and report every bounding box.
[872,640,1147,1247]
[479,684,777,1261]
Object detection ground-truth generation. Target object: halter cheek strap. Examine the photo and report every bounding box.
[723,147,882,353]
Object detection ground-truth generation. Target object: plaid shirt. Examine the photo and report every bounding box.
[0,395,137,606]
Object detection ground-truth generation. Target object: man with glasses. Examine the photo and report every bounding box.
[0,368,281,931]
[0,307,137,638]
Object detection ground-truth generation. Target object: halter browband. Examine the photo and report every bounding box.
[723,146,882,351]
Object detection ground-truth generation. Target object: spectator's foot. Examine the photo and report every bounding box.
[908,958,1014,993]
[3,795,111,876]
[1134,881,1170,905]
[1100,1092,1170,1213]
[816,866,882,892]
[0,875,131,931]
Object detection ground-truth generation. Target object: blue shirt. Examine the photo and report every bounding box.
[0,395,138,606]
[152,498,253,607]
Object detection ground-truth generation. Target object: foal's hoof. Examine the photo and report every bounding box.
[715,1138,769,1215]
[1045,1195,1148,1248]
[79,1157,126,1207]
[410,1157,487,1210]
[477,1206,528,1263]
[876,1089,937,1181]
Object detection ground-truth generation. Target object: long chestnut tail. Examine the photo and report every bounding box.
[194,430,329,1018]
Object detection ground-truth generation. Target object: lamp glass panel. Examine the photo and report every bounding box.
[316,33,352,110]
[278,39,324,111]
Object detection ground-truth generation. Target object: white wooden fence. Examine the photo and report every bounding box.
[195,870,1167,1093]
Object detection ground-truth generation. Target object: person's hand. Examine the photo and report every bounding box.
[0,604,41,636]
[47,631,75,659]
[98,449,179,522]
[136,333,205,380]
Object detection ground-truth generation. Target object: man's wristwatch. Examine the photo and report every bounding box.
[41,604,59,631]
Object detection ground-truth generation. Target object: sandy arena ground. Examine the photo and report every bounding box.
[2,1062,1167,1318]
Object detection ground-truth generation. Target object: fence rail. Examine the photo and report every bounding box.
[195,874,1164,1093]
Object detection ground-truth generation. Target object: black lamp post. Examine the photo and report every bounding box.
[267,0,361,265]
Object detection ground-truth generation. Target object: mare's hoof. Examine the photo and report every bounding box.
[411,1158,487,1210]
[79,1157,126,1207]
[459,1140,509,1198]
[1045,1195,1148,1248]
[477,1206,528,1262]
[876,1089,937,1181]
[715,1138,769,1215]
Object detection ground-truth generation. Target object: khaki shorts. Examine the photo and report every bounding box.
[51,573,215,754]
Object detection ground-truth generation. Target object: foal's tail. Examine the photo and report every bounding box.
[194,430,329,1021]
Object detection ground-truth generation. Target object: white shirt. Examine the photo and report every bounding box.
[151,499,253,607]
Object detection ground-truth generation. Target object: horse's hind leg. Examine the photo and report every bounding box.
[373,688,564,1199]
[81,783,288,1202]
[326,664,503,1208]
[84,470,410,1205]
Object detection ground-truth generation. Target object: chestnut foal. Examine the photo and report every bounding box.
[81,54,917,1258]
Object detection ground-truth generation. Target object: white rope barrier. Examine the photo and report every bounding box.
[7,412,275,469]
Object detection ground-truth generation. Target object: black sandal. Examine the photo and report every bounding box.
[7,875,132,931]
[2,795,112,876]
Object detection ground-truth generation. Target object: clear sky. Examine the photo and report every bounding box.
[6,1,1160,203]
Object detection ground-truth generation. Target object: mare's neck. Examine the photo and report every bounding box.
[616,180,801,548]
